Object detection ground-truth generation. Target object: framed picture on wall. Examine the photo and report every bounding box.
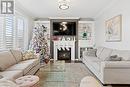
[105,15,122,42]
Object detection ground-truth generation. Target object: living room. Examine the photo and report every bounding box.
[0,0,130,87]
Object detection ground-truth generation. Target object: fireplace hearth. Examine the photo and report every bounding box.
[58,48,71,60]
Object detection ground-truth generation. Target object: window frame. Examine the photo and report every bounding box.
[0,13,29,51]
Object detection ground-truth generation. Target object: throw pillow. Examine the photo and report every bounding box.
[10,49,23,63]
[106,55,122,61]
[22,50,37,60]
[86,49,97,57]
[112,57,122,61]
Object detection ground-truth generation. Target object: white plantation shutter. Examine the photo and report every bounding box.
[0,16,14,50]
[15,17,24,50]
[5,16,14,49]
[0,16,4,50]
[0,15,28,51]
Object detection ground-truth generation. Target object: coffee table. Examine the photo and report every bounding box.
[15,75,39,87]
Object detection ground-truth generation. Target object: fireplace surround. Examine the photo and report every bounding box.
[53,41,75,60]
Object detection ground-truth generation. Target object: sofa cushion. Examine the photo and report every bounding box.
[111,50,130,60]
[0,70,23,81]
[86,56,101,62]
[99,48,113,60]
[96,47,104,57]
[85,56,101,72]
[0,51,16,71]
[10,50,23,63]
[83,55,98,61]
[6,59,39,75]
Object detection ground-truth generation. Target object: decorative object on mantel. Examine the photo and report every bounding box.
[53,36,75,41]
[52,36,59,41]
[61,36,66,41]
[29,23,50,64]
[105,15,122,42]
[66,37,71,41]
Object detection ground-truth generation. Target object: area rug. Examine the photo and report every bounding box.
[36,61,112,87]
[36,61,92,87]
[40,61,65,72]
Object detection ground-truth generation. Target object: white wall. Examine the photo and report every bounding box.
[95,0,130,50]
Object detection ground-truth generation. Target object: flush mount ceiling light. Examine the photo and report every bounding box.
[59,4,69,10]
[58,0,70,10]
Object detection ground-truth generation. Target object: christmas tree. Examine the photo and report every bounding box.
[29,23,50,64]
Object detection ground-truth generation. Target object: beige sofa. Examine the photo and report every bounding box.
[0,50,40,81]
[83,47,130,85]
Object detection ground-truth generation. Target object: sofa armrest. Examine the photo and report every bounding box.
[101,61,130,69]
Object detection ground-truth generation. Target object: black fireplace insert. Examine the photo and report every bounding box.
[58,48,71,60]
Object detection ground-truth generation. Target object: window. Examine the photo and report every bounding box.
[5,16,14,49]
[0,16,4,50]
[15,17,25,50]
[0,15,28,51]
[0,15,14,50]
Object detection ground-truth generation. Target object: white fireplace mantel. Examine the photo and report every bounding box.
[53,41,75,61]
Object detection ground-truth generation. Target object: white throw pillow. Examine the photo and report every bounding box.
[10,49,23,63]
[96,47,104,57]
[99,48,113,60]
[0,51,16,71]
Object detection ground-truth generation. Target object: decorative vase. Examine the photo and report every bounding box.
[83,32,87,38]
[53,36,58,40]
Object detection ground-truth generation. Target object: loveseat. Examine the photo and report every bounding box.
[0,50,40,81]
[83,47,130,84]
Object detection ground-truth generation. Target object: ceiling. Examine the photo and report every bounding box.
[16,0,115,18]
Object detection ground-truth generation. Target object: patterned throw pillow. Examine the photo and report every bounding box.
[22,50,37,60]
[105,55,122,61]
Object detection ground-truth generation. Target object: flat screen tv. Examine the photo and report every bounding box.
[53,22,76,36]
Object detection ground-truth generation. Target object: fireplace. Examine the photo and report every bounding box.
[53,41,75,60]
[58,48,71,60]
